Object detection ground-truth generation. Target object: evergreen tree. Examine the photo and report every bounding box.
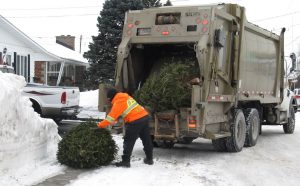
[84,0,144,89]
[134,53,199,113]
[57,121,118,169]
[163,0,172,6]
[142,0,162,8]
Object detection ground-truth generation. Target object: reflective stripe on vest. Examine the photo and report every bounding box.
[121,98,139,118]
[105,115,115,123]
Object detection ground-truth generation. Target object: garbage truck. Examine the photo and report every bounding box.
[99,3,297,152]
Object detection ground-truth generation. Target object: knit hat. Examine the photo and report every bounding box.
[107,88,118,100]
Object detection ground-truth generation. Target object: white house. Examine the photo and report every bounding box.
[0,15,88,89]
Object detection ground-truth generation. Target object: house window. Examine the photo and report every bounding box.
[6,54,12,66]
[47,62,61,86]
[16,55,29,81]
[60,64,75,86]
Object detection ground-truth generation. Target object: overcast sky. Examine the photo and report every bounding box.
[1,0,300,55]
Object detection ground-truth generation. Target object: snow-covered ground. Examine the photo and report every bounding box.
[1,72,300,186]
[0,72,64,186]
[67,125,300,186]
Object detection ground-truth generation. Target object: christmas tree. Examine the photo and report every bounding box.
[135,54,199,113]
[57,121,118,169]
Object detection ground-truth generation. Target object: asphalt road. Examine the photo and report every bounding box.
[57,120,82,137]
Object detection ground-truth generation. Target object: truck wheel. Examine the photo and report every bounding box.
[283,106,295,134]
[226,109,246,152]
[212,138,227,152]
[244,109,260,147]
[30,99,41,115]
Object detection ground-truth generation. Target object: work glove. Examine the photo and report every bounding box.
[97,121,107,129]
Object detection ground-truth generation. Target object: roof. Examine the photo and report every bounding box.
[0,15,88,66]
[34,38,88,65]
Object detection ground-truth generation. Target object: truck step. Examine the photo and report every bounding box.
[213,132,231,139]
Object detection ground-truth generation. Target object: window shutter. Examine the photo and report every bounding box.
[28,54,30,82]
[13,52,17,74]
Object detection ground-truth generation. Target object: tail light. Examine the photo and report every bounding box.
[61,92,66,104]
[202,19,209,25]
[162,31,169,35]
[127,23,134,28]
[296,95,300,99]
[188,116,197,128]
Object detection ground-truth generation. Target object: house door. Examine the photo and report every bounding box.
[15,55,29,82]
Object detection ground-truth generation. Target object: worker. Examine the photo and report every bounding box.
[98,88,153,168]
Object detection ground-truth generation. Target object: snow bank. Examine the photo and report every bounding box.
[78,89,105,119]
[79,89,98,107]
[0,72,63,185]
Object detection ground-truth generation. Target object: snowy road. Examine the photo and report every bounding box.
[38,114,300,186]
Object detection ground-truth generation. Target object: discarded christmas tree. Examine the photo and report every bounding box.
[57,120,118,169]
[135,55,199,113]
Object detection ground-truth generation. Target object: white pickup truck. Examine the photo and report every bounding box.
[1,65,80,122]
[22,83,80,122]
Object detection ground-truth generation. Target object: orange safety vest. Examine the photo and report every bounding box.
[98,92,148,128]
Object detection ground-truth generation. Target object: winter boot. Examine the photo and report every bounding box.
[116,156,130,168]
[143,149,153,165]
[143,158,154,165]
[144,153,153,165]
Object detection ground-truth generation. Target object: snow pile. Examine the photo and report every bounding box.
[0,72,63,185]
[79,89,98,107]
[78,89,105,119]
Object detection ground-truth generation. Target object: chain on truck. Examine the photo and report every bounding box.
[99,3,297,152]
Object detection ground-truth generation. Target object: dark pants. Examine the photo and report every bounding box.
[122,116,153,162]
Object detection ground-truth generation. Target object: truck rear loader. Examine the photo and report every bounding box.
[99,3,297,152]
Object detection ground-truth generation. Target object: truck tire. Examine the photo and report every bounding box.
[226,109,246,152]
[244,109,260,147]
[30,99,41,115]
[212,138,227,152]
[283,106,295,134]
